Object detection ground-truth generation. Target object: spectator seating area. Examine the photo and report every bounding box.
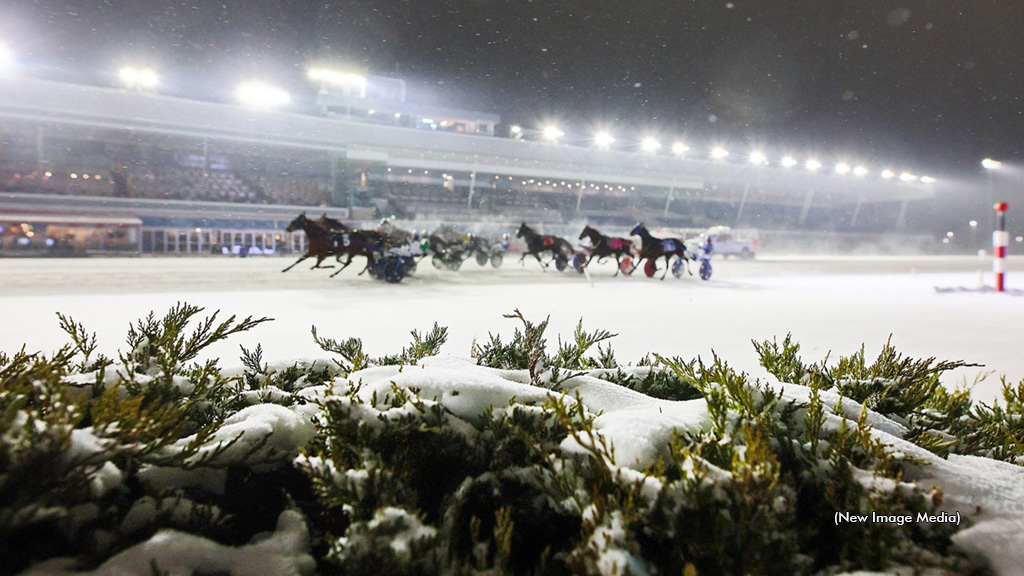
[1,165,112,197]
[1,160,888,231]
[0,163,329,206]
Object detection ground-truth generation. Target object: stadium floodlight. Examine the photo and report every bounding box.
[780,156,797,168]
[640,137,661,153]
[542,125,564,141]
[671,142,690,156]
[749,151,768,165]
[899,172,917,182]
[236,81,290,109]
[881,169,895,179]
[853,165,869,177]
[834,163,851,175]
[920,176,937,184]
[119,67,159,90]
[593,131,616,149]
[805,159,822,171]
[982,158,1002,170]
[710,147,729,160]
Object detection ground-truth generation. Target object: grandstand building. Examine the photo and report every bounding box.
[0,74,935,256]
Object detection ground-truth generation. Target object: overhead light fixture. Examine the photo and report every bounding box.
[236,81,290,109]
[640,137,661,153]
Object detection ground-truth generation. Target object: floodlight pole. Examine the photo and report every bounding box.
[993,202,1009,292]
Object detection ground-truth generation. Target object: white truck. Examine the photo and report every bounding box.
[694,226,758,259]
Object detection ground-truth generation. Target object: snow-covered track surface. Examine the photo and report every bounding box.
[0,255,1020,401]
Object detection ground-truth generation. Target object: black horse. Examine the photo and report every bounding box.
[516,222,574,271]
[630,223,693,280]
[578,225,638,276]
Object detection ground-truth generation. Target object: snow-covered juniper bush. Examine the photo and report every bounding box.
[1,304,1021,575]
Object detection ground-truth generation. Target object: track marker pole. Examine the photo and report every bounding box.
[993,202,1009,292]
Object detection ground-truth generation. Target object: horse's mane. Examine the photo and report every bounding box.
[316,213,349,231]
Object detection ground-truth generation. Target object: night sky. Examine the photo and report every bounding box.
[3,0,1023,178]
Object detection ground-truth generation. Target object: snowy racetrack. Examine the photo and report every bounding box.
[1,254,1020,402]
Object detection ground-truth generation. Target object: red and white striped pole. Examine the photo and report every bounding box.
[993,202,1009,292]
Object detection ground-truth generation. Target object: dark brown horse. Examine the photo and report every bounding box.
[630,223,692,280]
[516,222,574,271]
[578,225,638,276]
[282,213,382,276]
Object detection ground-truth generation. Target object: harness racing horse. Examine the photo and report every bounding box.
[578,225,638,276]
[282,213,338,272]
[516,222,574,271]
[630,223,693,280]
[281,213,382,276]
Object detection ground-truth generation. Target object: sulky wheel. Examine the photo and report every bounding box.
[699,259,713,281]
[644,259,658,278]
[476,251,489,266]
[490,252,503,268]
[620,256,635,276]
[369,258,387,280]
[382,256,406,283]
[554,256,568,272]
[431,255,445,270]
[671,258,686,279]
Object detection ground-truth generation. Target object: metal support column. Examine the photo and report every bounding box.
[798,188,816,226]
[576,180,588,212]
[735,184,751,225]
[850,195,864,227]
[895,200,910,231]
[35,125,46,164]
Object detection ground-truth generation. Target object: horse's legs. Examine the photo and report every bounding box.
[329,254,354,278]
[661,255,671,280]
[282,254,308,272]
[534,252,549,270]
[311,251,339,269]
[357,255,373,275]
[612,254,621,276]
